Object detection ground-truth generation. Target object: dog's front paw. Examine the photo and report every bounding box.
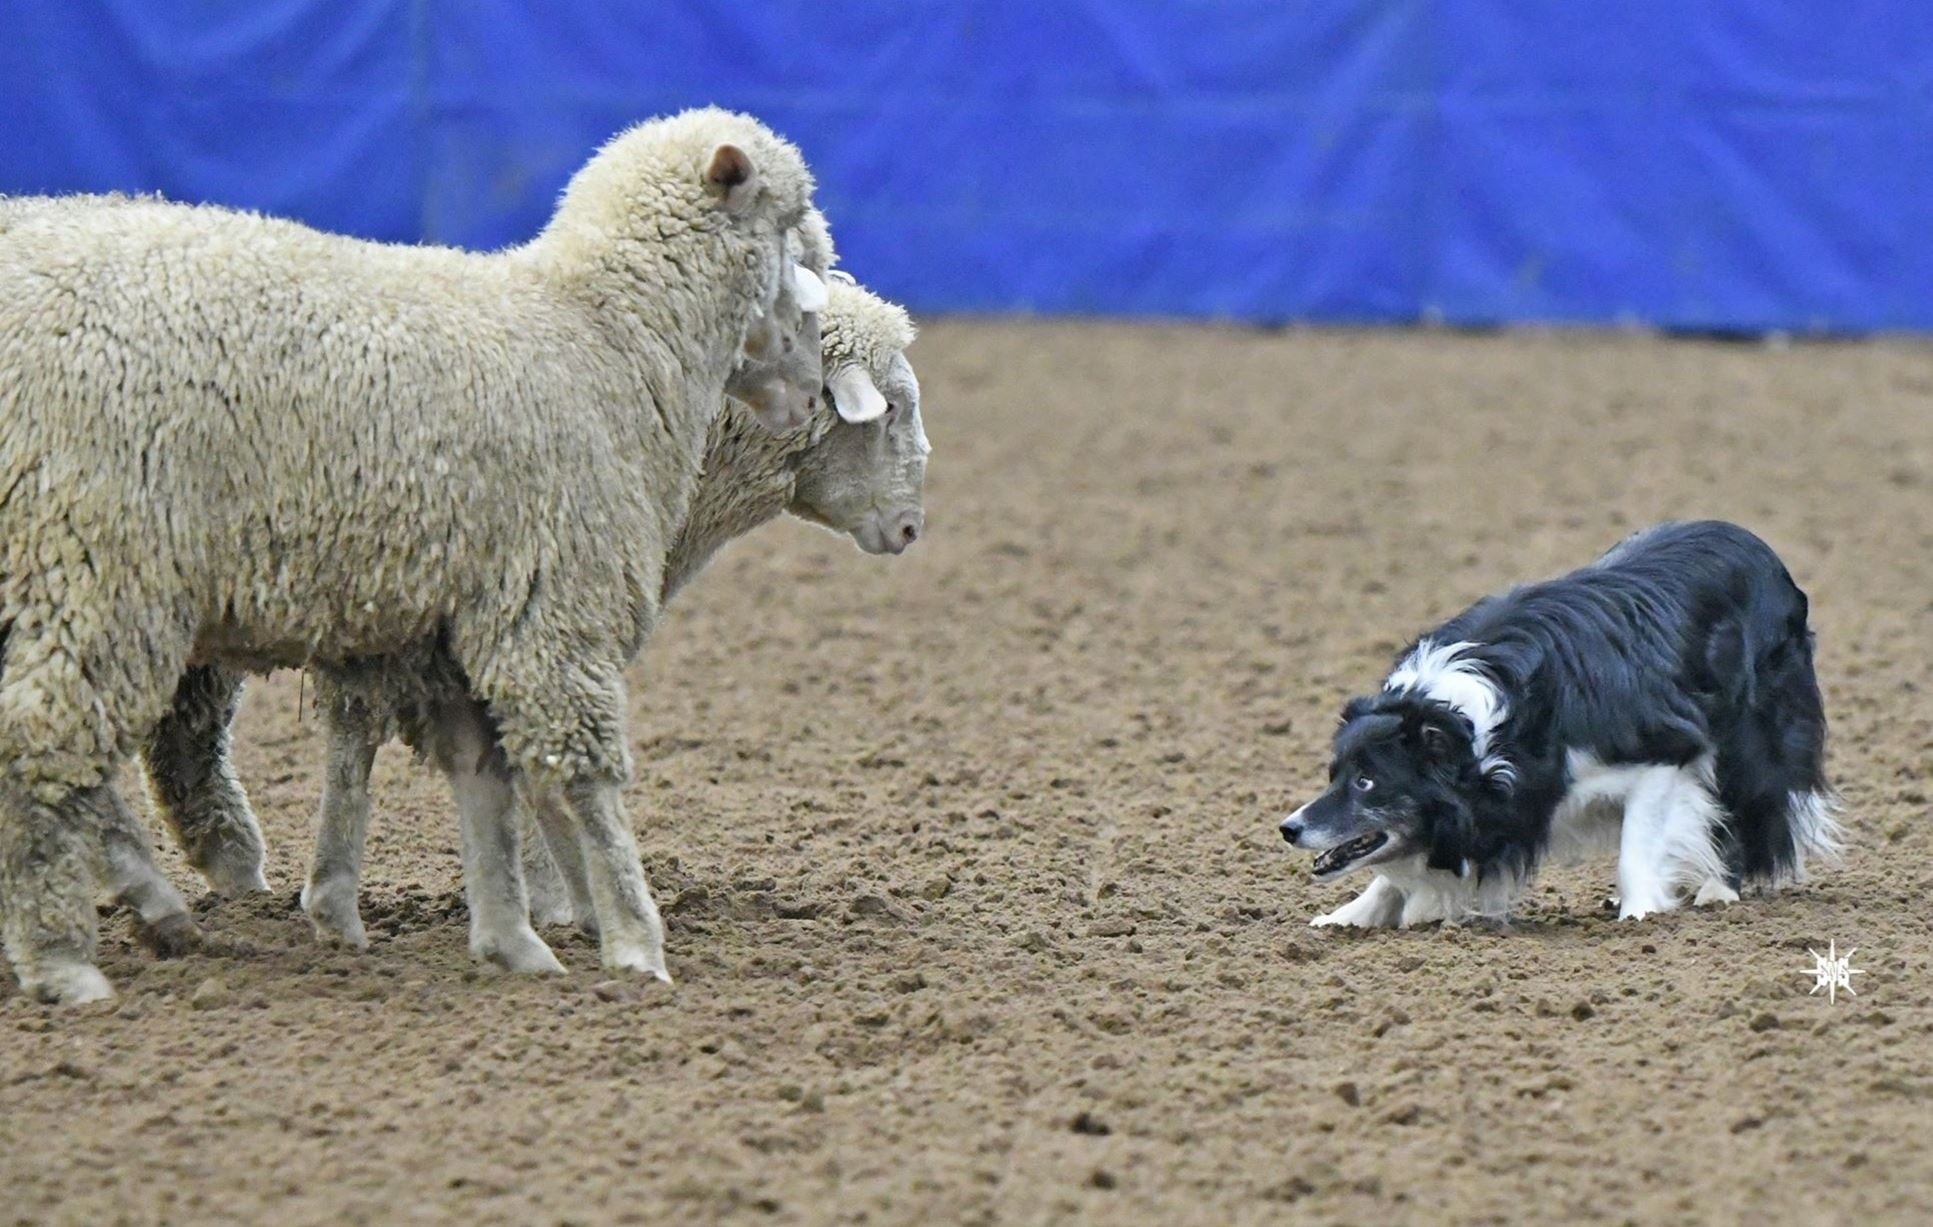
[1310,878,1405,929]
[1310,902,1399,929]
[1692,878,1740,907]
[1616,899,1673,921]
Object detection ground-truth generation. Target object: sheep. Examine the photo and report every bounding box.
[3,191,836,918]
[145,275,925,973]
[0,107,825,1004]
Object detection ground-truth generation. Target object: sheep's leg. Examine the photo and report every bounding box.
[0,782,113,1004]
[302,697,380,948]
[143,665,269,895]
[520,800,573,930]
[426,698,562,974]
[526,789,598,935]
[93,785,201,957]
[0,579,202,1002]
[564,779,668,980]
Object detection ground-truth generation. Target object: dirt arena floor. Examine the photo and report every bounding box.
[1,324,1929,1225]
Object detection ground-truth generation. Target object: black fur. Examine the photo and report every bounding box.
[1316,520,1830,889]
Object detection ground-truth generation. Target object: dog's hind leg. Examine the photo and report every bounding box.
[1311,875,1404,928]
[1709,606,1836,889]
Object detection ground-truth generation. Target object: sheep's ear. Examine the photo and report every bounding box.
[828,366,888,423]
[704,144,757,209]
[792,264,829,313]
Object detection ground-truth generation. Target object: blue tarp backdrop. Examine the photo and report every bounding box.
[3,2,1929,329]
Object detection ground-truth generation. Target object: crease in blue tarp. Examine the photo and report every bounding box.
[2,2,1928,330]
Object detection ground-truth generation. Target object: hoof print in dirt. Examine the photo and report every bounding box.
[846,893,914,923]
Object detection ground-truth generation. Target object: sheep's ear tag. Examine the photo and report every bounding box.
[828,366,888,423]
[705,144,755,206]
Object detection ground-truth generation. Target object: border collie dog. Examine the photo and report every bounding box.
[1280,521,1839,928]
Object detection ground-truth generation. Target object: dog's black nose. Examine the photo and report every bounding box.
[1280,820,1303,845]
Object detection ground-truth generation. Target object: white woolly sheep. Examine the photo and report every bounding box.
[147,276,924,973]
[0,107,824,1004]
[3,191,837,917]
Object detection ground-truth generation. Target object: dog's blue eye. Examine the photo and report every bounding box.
[1354,776,1375,793]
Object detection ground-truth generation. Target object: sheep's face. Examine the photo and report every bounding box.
[788,353,927,556]
[727,227,827,433]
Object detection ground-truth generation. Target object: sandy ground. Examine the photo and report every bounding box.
[1,325,1930,1225]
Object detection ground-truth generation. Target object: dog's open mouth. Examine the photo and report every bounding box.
[1312,832,1388,877]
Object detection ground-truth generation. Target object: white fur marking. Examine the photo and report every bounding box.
[1385,640,1509,772]
[1693,877,1740,906]
[1611,755,1728,920]
[1311,875,1405,928]
[1786,789,1844,880]
[1547,751,1647,864]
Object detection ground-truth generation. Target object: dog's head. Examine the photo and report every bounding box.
[1280,693,1496,879]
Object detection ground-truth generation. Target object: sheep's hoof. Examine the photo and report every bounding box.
[475,928,566,975]
[197,850,271,897]
[134,912,204,959]
[601,944,671,984]
[25,961,114,1006]
[301,879,369,950]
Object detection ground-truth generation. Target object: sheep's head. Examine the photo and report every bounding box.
[728,210,832,432]
[549,108,825,432]
[788,279,926,556]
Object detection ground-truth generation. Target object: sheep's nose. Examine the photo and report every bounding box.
[890,509,923,552]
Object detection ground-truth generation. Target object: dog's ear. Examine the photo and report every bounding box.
[1339,695,1376,725]
[1418,722,1455,762]
[1404,710,1464,770]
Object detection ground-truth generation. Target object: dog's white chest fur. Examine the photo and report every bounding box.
[1546,751,1661,862]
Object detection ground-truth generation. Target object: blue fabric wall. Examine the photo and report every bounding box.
[2,2,1928,329]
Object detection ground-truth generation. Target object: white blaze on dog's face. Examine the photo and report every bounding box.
[728,223,829,432]
[1279,698,1482,879]
[788,352,927,556]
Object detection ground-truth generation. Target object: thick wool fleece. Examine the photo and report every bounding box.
[313,277,917,746]
[0,108,815,799]
[820,275,918,392]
